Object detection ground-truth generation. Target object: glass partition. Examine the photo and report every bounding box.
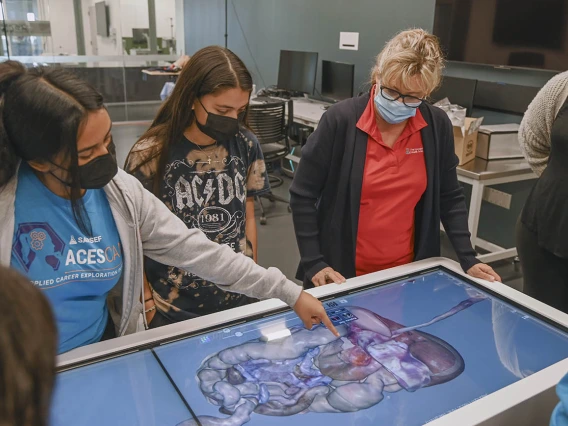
[0,0,184,122]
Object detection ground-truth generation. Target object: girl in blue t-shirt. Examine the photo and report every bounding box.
[0,61,338,354]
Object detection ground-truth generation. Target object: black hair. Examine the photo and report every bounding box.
[0,266,57,426]
[0,61,106,235]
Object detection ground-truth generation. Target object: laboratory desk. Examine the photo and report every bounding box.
[54,258,568,426]
[141,69,181,82]
[289,97,330,129]
[142,69,181,77]
[250,96,329,129]
[457,158,536,263]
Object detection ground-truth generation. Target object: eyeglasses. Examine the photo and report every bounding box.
[380,85,425,108]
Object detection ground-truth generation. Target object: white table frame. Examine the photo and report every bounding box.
[458,171,536,263]
[57,258,568,426]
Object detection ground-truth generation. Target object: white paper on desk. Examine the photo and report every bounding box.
[448,105,467,132]
[434,97,467,133]
[339,32,359,51]
[434,97,451,107]
[468,117,484,135]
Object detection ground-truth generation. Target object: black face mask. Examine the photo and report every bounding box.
[196,98,245,141]
[50,141,118,190]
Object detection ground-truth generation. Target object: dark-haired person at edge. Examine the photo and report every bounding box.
[290,29,500,289]
[125,46,270,328]
[0,266,57,426]
[0,61,339,355]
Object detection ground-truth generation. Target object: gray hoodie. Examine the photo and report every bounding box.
[0,165,302,336]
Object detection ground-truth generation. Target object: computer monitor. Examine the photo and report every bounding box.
[430,76,478,116]
[321,60,355,102]
[277,50,318,95]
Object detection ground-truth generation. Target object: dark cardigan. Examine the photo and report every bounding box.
[289,93,479,287]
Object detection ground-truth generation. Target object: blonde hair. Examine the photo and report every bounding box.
[371,28,444,96]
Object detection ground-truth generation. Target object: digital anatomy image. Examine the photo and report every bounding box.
[178,296,486,426]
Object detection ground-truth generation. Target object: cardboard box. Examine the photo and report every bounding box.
[433,98,484,165]
[453,117,484,165]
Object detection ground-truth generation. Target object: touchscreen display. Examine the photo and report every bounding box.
[153,270,568,426]
[51,350,193,426]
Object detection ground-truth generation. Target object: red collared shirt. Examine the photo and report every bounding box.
[355,86,428,276]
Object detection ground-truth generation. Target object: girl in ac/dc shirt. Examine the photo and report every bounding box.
[125,46,272,327]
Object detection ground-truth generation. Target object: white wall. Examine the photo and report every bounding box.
[175,0,184,54]
[118,0,149,38]
[47,1,78,55]
[86,0,176,54]
[155,0,176,39]
[43,0,178,56]
[36,0,78,55]
[8,0,178,56]
[82,0,123,55]
[80,0,94,55]
[119,0,176,38]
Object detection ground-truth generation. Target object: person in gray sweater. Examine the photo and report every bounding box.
[517,71,568,313]
[0,61,338,354]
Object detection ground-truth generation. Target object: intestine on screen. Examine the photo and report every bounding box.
[178,294,487,426]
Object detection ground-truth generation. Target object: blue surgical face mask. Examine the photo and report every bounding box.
[374,86,418,125]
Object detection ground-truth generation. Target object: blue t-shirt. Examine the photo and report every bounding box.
[10,163,123,354]
[552,373,568,426]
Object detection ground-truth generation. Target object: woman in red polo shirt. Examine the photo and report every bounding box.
[290,28,500,288]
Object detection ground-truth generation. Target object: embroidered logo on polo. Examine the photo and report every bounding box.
[406,148,424,155]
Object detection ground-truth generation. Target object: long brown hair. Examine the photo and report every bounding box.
[130,46,253,195]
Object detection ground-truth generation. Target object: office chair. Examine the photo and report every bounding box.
[247,100,292,225]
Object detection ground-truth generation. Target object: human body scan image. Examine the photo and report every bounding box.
[52,270,568,426]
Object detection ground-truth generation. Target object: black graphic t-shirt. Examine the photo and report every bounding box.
[126,128,270,321]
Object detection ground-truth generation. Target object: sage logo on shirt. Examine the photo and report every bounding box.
[69,235,103,244]
[12,222,66,273]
